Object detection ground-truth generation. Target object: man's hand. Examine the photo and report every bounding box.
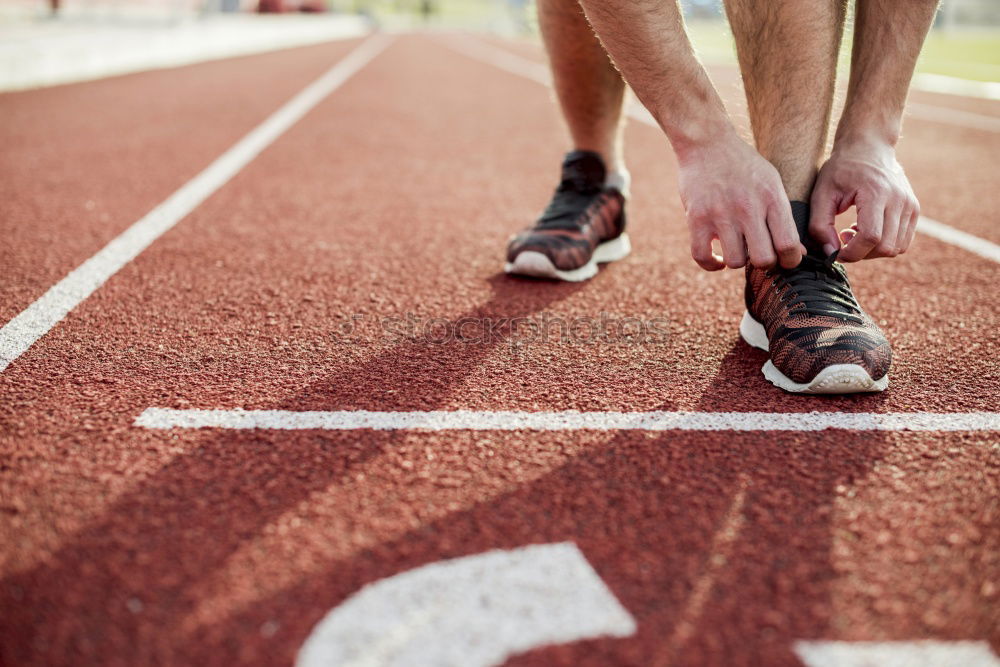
[678,131,805,271]
[571,0,802,272]
[810,137,920,262]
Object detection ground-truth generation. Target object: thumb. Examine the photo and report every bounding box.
[809,185,841,256]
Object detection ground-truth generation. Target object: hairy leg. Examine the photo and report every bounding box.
[538,0,627,175]
[724,0,847,201]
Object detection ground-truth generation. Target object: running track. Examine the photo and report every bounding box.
[1,32,998,666]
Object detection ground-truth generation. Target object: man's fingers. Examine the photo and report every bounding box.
[899,208,919,254]
[896,199,920,254]
[839,201,884,262]
[809,186,842,256]
[717,224,748,269]
[766,200,805,269]
[840,225,857,244]
[744,214,778,269]
[689,227,726,271]
[869,202,903,258]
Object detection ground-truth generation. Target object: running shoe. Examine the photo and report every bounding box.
[505,150,630,282]
[739,201,891,393]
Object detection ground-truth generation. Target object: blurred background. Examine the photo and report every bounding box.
[1,0,997,91]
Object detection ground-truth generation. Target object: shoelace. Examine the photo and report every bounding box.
[772,252,864,324]
[537,165,603,230]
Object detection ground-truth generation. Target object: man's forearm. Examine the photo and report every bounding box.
[810,0,935,262]
[578,0,804,271]
[576,0,734,158]
[836,0,939,145]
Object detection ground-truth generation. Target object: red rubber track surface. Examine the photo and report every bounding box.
[0,38,361,324]
[1,34,998,666]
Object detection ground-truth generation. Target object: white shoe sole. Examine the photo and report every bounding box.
[504,233,631,282]
[738,310,888,394]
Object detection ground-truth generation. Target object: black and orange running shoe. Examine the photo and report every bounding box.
[505,150,629,282]
[740,201,891,394]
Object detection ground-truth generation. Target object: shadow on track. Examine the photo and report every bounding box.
[180,414,890,665]
[0,278,933,666]
[169,337,901,663]
[272,272,589,411]
[185,337,900,664]
[0,272,589,665]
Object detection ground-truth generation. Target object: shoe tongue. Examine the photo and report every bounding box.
[790,200,827,260]
[560,150,606,191]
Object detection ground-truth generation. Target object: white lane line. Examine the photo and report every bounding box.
[0,34,392,374]
[445,36,660,129]
[795,640,1000,667]
[445,36,550,85]
[906,102,1000,134]
[134,408,1000,432]
[295,543,636,667]
[447,36,1000,266]
[912,72,1000,102]
[918,216,1000,264]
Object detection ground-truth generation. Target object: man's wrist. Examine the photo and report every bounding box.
[834,114,902,149]
[665,112,740,163]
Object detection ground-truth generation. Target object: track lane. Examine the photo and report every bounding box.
[1,33,997,666]
[0,35,390,373]
[0,37,364,325]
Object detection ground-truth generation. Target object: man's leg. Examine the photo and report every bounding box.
[538,0,627,179]
[724,0,847,202]
[727,0,895,394]
[504,0,631,282]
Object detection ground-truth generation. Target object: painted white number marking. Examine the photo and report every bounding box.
[295,542,636,667]
[795,640,1000,667]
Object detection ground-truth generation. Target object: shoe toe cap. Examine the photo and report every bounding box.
[773,327,891,384]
